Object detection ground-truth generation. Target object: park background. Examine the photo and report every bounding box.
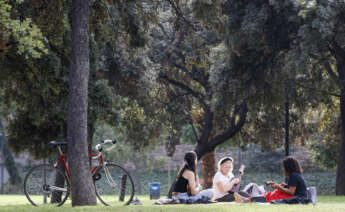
[0,141,336,196]
[1,0,345,208]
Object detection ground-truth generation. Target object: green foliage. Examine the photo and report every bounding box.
[180,124,198,144]
[309,136,340,170]
[290,0,345,172]
[307,103,341,170]
[0,0,48,58]
[0,127,21,184]
[0,0,146,157]
[0,50,67,157]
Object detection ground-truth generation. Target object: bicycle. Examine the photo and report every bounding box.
[23,140,135,207]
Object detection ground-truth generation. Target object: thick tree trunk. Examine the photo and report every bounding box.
[67,0,96,206]
[336,87,345,195]
[201,151,215,189]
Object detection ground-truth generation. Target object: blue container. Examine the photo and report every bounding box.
[149,182,160,199]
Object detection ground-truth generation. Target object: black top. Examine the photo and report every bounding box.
[173,174,189,193]
[286,172,307,197]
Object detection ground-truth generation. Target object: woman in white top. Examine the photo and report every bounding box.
[212,157,249,202]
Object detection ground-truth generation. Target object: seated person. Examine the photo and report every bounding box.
[171,151,213,199]
[213,156,249,202]
[235,156,307,203]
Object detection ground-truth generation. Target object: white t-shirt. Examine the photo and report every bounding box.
[212,171,234,199]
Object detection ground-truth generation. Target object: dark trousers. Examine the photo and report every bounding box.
[216,191,250,202]
[251,196,267,203]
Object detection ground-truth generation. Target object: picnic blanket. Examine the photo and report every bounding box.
[155,189,213,205]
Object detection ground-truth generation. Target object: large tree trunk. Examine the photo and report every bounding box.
[336,87,345,195]
[67,0,97,206]
[201,151,215,189]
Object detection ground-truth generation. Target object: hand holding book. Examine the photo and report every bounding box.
[229,164,245,193]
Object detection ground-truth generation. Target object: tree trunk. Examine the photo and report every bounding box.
[201,151,215,189]
[336,87,345,195]
[67,0,96,206]
[0,120,21,185]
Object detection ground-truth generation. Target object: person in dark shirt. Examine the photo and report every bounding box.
[170,151,213,199]
[234,156,307,203]
[171,151,202,196]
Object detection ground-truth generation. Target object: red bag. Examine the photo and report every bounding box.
[264,189,293,202]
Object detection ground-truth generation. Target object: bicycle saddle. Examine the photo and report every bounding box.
[49,141,68,146]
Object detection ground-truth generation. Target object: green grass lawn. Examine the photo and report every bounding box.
[0,195,345,212]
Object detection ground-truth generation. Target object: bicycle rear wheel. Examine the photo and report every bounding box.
[94,163,135,206]
[24,164,70,207]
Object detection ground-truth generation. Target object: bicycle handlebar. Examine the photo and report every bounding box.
[91,139,117,159]
[101,139,117,145]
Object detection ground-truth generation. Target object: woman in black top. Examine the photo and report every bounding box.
[172,151,202,196]
[282,157,307,198]
[235,156,307,203]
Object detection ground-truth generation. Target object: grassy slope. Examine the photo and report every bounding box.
[0,195,344,212]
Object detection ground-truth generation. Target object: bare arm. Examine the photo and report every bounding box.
[215,178,239,193]
[271,183,296,196]
[183,170,200,196]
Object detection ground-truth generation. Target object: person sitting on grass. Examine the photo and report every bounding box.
[234,156,307,203]
[212,156,249,202]
[171,151,213,199]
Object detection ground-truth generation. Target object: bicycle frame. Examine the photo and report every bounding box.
[54,146,104,178]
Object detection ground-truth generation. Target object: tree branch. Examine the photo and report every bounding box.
[296,81,340,98]
[159,73,208,108]
[310,51,342,87]
[197,106,213,145]
[166,0,197,31]
[188,116,200,141]
[172,62,208,87]
[159,72,213,147]
[323,60,342,87]
[165,0,219,45]
[207,101,248,151]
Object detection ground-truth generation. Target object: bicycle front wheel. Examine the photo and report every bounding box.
[24,164,70,207]
[94,163,135,206]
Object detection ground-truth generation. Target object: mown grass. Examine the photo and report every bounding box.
[1,195,345,212]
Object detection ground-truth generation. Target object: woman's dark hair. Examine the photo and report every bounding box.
[282,156,303,175]
[176,151,197,180]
